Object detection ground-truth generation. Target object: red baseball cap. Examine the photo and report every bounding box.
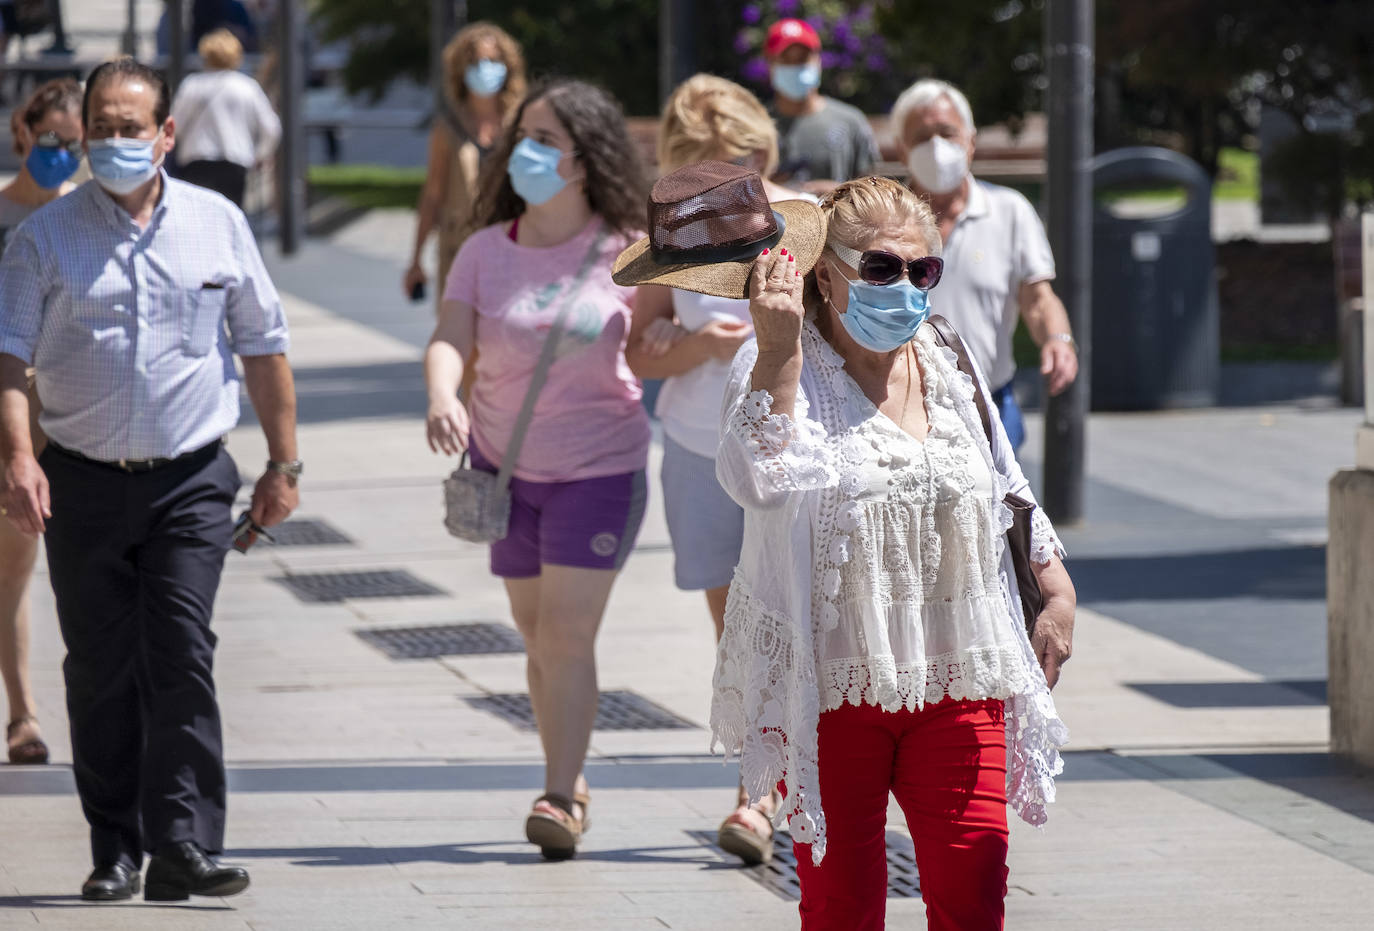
[765,19,821,58]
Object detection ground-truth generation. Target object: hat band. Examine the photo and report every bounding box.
[649,210,786,266]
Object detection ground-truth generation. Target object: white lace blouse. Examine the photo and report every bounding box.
[710,320,1069,866]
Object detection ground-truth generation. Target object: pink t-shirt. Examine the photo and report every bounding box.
[444,217,650,483]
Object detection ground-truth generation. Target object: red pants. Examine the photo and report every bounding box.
[792,698,1009,931]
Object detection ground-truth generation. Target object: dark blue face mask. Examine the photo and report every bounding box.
[26,145,81,190]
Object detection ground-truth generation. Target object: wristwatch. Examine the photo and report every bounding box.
[267,459,304,481]
[1048,332,1077,350]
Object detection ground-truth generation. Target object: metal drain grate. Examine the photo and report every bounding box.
[268,518,354,547]
[466,690,698,731]
[273,570,446,603]
[356,622,525,659]
[693,829,920,900]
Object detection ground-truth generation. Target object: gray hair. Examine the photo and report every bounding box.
[889,79,976,145]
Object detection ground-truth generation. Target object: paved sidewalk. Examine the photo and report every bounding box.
[2,210,1372,929]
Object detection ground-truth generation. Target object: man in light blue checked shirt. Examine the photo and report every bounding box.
[0,58,299,904]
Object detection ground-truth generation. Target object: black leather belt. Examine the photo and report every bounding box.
[49,440,221,473]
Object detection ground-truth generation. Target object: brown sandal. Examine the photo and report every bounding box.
[6,716,49,766]
[525,792,585,861]
[717,790,780,866]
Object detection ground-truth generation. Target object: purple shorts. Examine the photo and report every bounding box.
[469,441,647,578]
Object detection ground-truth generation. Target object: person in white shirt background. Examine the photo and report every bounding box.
[623,74,812,867]
[170,27,281,207]
[891,78,1078,451]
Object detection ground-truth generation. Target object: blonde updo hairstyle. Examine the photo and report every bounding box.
[443,21,527,116]
[805,176,943,327]
[658,74,779,177]
[198,29,243,71]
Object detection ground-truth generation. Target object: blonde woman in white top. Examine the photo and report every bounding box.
[710,177,1075,929]
[625,74,810,865]
[171,29,281,206]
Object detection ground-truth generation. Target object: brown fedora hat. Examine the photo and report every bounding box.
[612,161,826,299]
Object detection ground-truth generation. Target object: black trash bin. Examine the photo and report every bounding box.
[1091,146,1219,410]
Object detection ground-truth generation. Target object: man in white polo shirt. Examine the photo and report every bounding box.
[891,78,1078,450]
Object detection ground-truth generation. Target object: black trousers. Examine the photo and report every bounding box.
[41,442,239,869]
[176,159,248,208]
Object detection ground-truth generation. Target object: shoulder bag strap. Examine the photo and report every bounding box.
[926,314,993,445]
[491,226,611,495]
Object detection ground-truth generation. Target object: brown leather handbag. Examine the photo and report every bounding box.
[927,315,1044,636]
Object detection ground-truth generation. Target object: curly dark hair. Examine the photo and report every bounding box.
[469,79,648,236]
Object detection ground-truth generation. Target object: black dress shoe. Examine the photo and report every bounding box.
[144,841,250,901]
[81,863,141,901]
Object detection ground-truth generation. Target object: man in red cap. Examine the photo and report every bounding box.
[764,17,877,193]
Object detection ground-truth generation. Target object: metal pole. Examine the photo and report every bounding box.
[168,0,187,94]
[659,0,697,106]
[1041,0,1094,524]
[431,1,465,120]
[278,0,306,255]
[44,1,74,55]
[122,0,138,56]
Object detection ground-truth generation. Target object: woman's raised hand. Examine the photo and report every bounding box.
[747,248,805,354]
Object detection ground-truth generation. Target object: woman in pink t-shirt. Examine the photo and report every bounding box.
[424,79,650,860]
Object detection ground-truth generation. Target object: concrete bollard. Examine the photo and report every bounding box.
[1330,212,1374,768]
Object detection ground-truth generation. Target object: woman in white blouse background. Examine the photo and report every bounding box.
[710,177,1076,930]
[170,28,281,208]
[625,73,812,867]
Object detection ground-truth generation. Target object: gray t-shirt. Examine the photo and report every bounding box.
[773,96,878,185]
[0,194,38,258]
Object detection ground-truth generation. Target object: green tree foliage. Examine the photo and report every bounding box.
[877,0,1372,211]
[311,0,662,114]
[873,0,1046,134]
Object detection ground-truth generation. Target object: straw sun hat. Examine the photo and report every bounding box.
[611,161,826,299]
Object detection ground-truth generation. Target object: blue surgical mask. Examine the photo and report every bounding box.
[465,59,508,97]
[771,63,821,102]
[831,267,932,353]
[508,137,570,206]
[26,145,81,190]
[87,132,164,195]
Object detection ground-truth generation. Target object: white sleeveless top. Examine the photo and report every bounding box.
[654,289,751,458]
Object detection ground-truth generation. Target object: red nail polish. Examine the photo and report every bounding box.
[780,248,788,255]
[762,248,769,255]
[789,254,796,262]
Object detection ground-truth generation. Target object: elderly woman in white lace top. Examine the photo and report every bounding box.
[710,177,1075,931]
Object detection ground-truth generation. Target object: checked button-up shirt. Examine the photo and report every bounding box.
[0,173,290,461]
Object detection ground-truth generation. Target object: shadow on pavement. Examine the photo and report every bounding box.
[1121,751,1374,832]
[1070,544,1326,602]
[228,840,731,869]
[240,360,426,426]
[1125,679,1327,707]
[0,894,230,911]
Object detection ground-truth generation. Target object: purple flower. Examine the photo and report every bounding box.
[805,14,824,32]
[734,30,753,54]
[777,0,800,16]
[741,57,770,84]
[742,3,761,24]
[820,50,843,69]
[865,52,888,72]
[833,22,852,44]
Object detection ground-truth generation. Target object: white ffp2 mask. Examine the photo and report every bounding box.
[907,136,968,194]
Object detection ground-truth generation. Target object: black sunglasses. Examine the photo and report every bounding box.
[34,131,83,156]
[830,242,944,289]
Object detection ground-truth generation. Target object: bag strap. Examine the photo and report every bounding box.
[926,314,993,445]
[491,225,611,494]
